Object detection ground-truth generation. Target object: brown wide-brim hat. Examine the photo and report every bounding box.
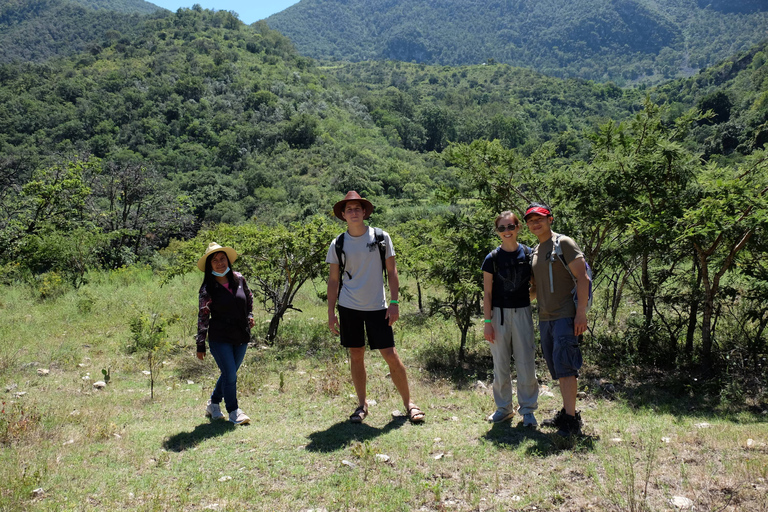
[333,190,374,220]
[197,242,238,272]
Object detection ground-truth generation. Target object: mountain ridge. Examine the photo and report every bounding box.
[266,0,768,84]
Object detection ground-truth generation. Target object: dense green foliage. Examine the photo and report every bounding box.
[1,6,767,378]
[0,0,164,63]
[266,0,768,84]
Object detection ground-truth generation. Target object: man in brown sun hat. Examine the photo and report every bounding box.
[326,191,425,424]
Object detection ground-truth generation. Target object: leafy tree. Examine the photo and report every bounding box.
[680,150,768,370]
[427,211,490,361]
[163,216,338,343]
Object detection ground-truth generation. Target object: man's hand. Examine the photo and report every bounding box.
[574,309,588,336]
[328,313,340,335]
[196,351,205,360]
[385,303,399,326]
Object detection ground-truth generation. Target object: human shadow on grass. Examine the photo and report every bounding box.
[482,421,598,456]
[305,418,407,453]
[163,421,235,452]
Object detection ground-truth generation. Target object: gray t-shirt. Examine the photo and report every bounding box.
[531,233,584,321]
[326,226,396,311]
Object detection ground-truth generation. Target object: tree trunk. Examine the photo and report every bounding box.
[459,327,467,363]
[639,251,653,353]
[685,252,702,364]
[417,280,424,313]
[267,314,281,344]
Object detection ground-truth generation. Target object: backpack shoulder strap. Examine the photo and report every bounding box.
[490,246,501,275]
[521,243,532,264]
[335,232,348,290]
[373,227,388,281]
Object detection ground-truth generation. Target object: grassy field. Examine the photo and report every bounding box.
[1,267,766,511]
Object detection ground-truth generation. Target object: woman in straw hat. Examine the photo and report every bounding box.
[196,242,254,425]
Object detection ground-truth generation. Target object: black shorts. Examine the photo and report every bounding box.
[337,305,395,350]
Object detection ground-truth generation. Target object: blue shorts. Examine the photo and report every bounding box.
[539,317,582,379]
[337,305,395,350]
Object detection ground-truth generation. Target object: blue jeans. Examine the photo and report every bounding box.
[208,340,248,413]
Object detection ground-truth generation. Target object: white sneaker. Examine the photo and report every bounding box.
[523,412,538,427]
[205,400,225,420]
[487,410,515,423]
[229,409,250,425]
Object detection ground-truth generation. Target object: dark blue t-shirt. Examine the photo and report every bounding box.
[481,245,531,309]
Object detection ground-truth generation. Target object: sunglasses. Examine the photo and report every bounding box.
[496,223,518,233]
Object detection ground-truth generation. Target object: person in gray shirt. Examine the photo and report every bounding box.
[326,191,425,424]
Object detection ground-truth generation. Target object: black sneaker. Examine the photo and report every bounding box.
[541,408,566,428]
[556,412,583,437]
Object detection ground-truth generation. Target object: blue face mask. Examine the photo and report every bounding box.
[211,267,230,277]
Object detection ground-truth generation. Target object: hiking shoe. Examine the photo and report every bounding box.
[542,408,566,428]
[487,410,515,423]
[522,412,538,427]
[229,409,250,425]
[205,400,225,420]
[556,412,582,437]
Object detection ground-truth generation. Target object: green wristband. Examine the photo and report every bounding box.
[389,300,399,305]
[484,319,492,323]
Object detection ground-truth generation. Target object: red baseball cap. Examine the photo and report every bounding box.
[524,204,552,220]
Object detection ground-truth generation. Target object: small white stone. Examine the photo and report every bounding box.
[30,488,44,498]
[747,438,755,448]
[432,452,444,460]
[670,496,694,509]
[93,381,107,389]
[341,459,356,468]
[142,371,151,376]
[217,476,232,482]
[661,437,671,443]
[511,495,521,502]
[82,375,90,381]
[367,399,377,406]
[610,438,622,443]
[187,380,194,385]
[375,454,390,462]
[37,369,50,376]
[694,422,711,429]
[63,439,74,445]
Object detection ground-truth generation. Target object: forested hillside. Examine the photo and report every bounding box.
[0,7,652,237]
[0,0,162,63]
[1,6,768,378]
[266,0,768,84]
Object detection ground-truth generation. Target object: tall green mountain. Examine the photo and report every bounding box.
[1,6,766,230]
[265,0,768,84]
[0,0,164,63]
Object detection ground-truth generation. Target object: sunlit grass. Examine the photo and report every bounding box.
[0,268,765,511]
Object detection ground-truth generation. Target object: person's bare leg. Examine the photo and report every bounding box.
[349,347,367,408]
[559,375,577,416]
[379,347,414,410]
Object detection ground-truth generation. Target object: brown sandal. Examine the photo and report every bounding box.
[407,406,425,423]
[349,405,368,423]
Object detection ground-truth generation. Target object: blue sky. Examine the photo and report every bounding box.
[149,1,301,24]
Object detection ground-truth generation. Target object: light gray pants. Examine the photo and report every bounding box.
[489,306,539,415]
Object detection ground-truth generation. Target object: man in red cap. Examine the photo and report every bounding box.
[326,191,425,424]
[524,202,589,437]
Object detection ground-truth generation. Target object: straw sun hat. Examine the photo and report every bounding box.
[197,242,238,272]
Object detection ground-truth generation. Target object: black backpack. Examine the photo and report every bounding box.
[335,227,387,291]
[491,244,532,277]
